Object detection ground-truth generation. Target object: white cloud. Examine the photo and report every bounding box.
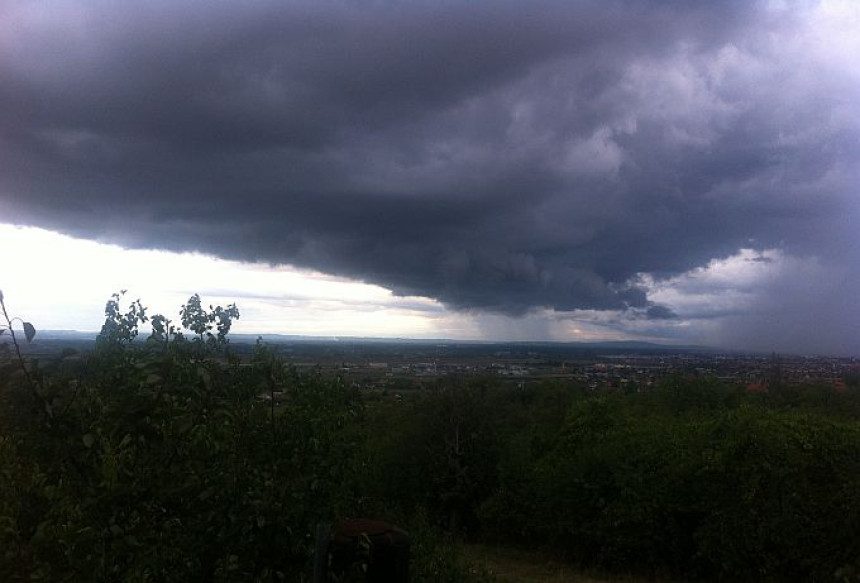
[638,248,859,354]
[0,224,447,338]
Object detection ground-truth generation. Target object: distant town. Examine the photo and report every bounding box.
[15,332,859,395]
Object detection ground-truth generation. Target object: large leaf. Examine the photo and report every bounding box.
[23,322,36,343]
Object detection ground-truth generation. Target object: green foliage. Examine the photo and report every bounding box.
[475,379,860,581]
[0,289,50,423]
[407,513,497,583]
[0,288,36,345]
[0,293,363,581]
[360,373,860,580]
[361,380,499,536]
[22,323,36,344]
[690,408,860,580]
[653,373,744,414]
[96,290,146,347]
[178,293,240,344]
[4,289,860,581]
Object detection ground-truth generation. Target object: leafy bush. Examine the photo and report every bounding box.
[0,292,363,581]
[481,382,860,581]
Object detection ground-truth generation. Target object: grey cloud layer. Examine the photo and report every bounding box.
[1,1,857,327]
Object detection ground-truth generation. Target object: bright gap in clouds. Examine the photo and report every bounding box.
[0,224,455,338]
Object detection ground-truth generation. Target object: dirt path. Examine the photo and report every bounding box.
[464,544,660,583]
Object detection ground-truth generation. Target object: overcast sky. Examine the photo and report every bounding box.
[1,0,858,355]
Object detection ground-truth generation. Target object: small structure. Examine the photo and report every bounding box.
[314,519,410,583]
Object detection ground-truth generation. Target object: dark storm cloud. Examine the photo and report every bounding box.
[1,1,857,330]
[645,305,677,320]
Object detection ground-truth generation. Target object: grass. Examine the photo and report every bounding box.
[464,544,671,583]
